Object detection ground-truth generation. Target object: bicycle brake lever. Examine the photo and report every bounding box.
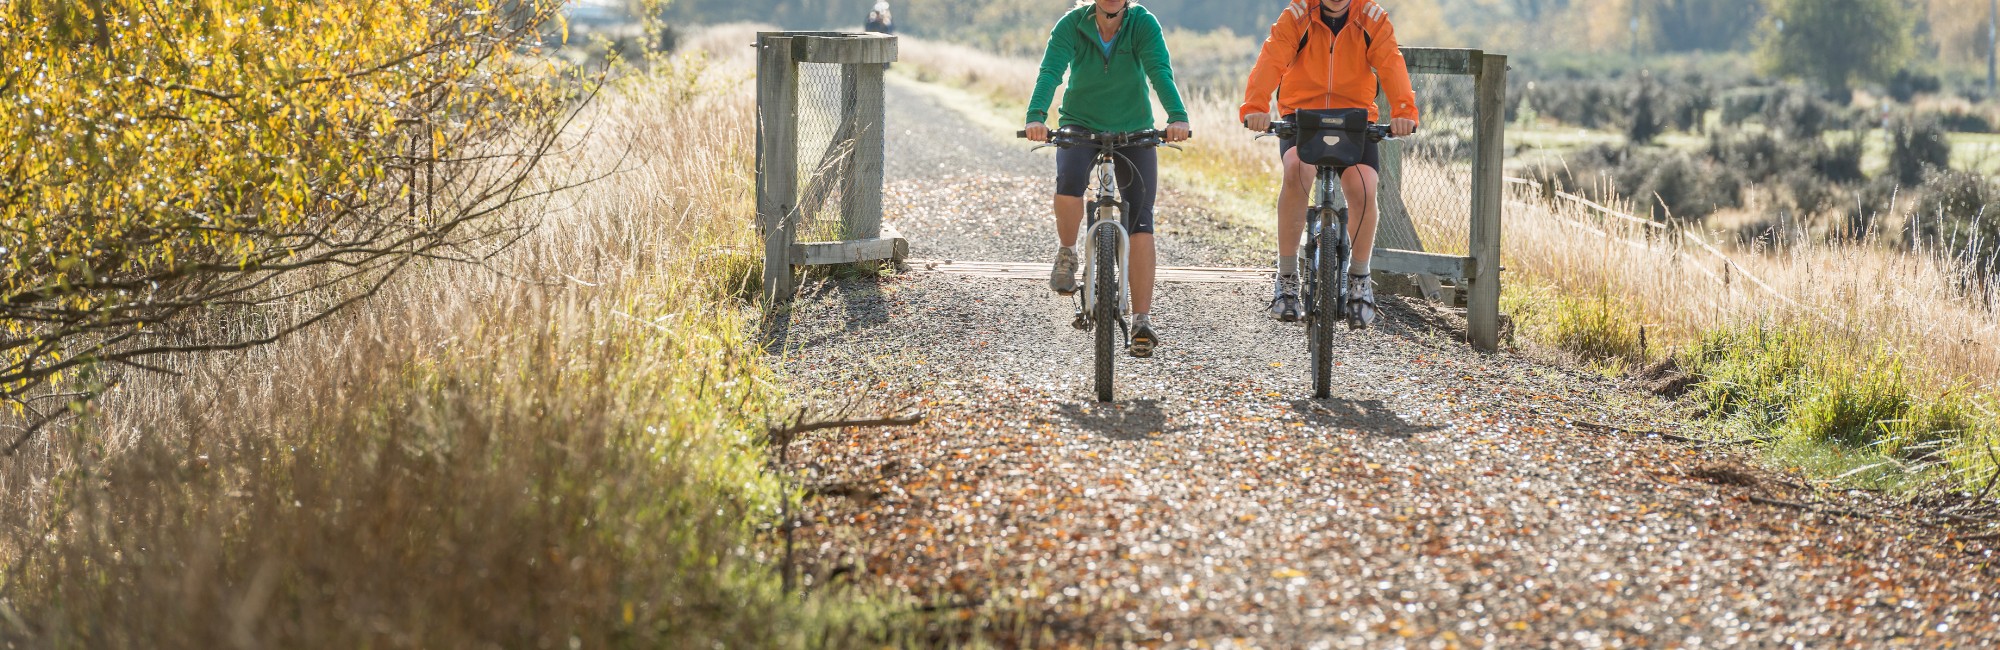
[1030,144,1056,152]
[1162,143,1184,151]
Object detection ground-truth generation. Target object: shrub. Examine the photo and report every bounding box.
[1638,150,1741,222]
[1809,136,1867,183]
[1887,69,1944,103]
[1765,87,1837,140]
[1706,131,1790,183]
[1935,109,1996,134]
[1887,114,1953,185]
[1721,89,1771,127]
[1905,169,1998,276]
[1627,79,1666,145]
[1670,83,1717,133]
[1783,168,1837,215]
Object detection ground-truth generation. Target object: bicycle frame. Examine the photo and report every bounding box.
[1304,165,1349,320]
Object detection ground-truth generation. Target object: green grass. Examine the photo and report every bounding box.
[1502,277,1650,375]
[1680,324,1998,493]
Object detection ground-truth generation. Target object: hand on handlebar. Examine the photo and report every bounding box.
[1164,121,1191,143]
[1023,122,1050,143]
[1242,112,1272,134]
[1390,118,1417,138]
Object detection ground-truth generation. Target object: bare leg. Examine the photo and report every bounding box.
[1054,195,1086,248]
[1341,166,1382,270]
[1130,233,1155,315]
[1277,148,1317,258]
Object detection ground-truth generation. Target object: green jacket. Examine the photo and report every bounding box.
[1025,3,1188,133]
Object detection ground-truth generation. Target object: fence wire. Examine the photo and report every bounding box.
[1387,72,1480,255]
[792,62,873,244]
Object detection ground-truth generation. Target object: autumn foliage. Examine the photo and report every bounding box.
[0,0,575,445]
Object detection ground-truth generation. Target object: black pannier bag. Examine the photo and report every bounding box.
[1293,108,1370,168]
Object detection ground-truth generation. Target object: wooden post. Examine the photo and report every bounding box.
[757,34,800,305]
[1467,53,1507,352]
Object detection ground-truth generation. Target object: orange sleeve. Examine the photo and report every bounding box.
[1367,12,1419,124]
[1239,6,1304,121]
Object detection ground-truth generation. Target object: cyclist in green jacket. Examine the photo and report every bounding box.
[1024,0,1190,358]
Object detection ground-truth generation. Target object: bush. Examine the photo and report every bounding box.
[1887,115,1953,185]
[1707,131,1790,183]
[1638,150,1741,222]
[1905,169,1998,276]
[1721,89,1771,127]
[1783,168,1837,215]
[1935,109,1996,134]
[1809,136,1867,183]
[1887,69,1944,103]
[1627,79,1666,145]
[1765,87,1838,140]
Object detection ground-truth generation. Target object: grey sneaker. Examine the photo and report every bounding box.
[1130,317,1158,358]
[1269,273,1302,322]
[1346,273,1376,329]
[1050,247,1079,294]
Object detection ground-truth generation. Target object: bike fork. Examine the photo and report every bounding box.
[1074,211,1131,335]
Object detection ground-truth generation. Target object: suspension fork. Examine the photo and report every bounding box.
[1078,156,1132,325]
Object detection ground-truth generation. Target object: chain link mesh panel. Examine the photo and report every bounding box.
[1386,72,1479,256]
[792,62,878,244]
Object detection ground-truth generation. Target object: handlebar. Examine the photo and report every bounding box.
[1252,119,1408,142]
[1016,128,1188,150]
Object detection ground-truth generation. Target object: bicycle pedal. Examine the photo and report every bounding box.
[1072,313,1092,331]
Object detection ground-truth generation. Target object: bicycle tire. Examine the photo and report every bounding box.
[1310,208,1346,399]
[1092,217,1119,402]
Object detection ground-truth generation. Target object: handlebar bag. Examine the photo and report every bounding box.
[1292,108,1370,168]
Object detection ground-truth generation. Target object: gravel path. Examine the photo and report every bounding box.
[769,77,2000,647]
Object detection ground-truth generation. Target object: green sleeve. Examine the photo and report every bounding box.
[1026,16,1074,125]
[1138,17,1188,124]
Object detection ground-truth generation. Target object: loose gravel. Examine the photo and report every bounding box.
[767,78,2000,648]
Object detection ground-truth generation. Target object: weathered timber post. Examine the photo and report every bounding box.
[1468,53,1508,352]
[757,34,801,305]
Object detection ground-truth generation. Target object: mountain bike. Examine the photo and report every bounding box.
[1018,127,1179,402]
[1258,117,1396,399]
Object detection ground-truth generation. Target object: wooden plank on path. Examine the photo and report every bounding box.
[909,260,1270,284]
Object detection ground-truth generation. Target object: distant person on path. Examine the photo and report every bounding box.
[1240,0,1418,328]
[1024,0,1191,357]
[865,2,894,34]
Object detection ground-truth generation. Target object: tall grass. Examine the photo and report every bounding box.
[0,29,887,647]
[892,35,2000,494]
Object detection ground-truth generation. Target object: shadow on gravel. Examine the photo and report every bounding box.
[1054,400,1182,441]
[759,278,894,354]
[1289,398,1440,439]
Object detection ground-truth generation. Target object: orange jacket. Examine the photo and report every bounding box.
[1239,0,1419,125]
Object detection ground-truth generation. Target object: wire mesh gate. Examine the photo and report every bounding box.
[756,32,904,304]
[1359,48,1507,352]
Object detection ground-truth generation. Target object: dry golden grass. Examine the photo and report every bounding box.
[0,31,890,647]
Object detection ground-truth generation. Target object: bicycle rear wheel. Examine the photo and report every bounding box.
[1309,208,1346,399]
[1092,219,1119,402]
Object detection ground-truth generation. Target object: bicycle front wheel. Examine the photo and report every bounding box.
[1309,209,1346,399]
[1092,221,1119,402]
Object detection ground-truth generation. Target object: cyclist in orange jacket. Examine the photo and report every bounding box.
[1240,0,1418,328]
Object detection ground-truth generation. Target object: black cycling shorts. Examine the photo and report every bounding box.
[1279,132,1380,172]
[1054,144,1158,235]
